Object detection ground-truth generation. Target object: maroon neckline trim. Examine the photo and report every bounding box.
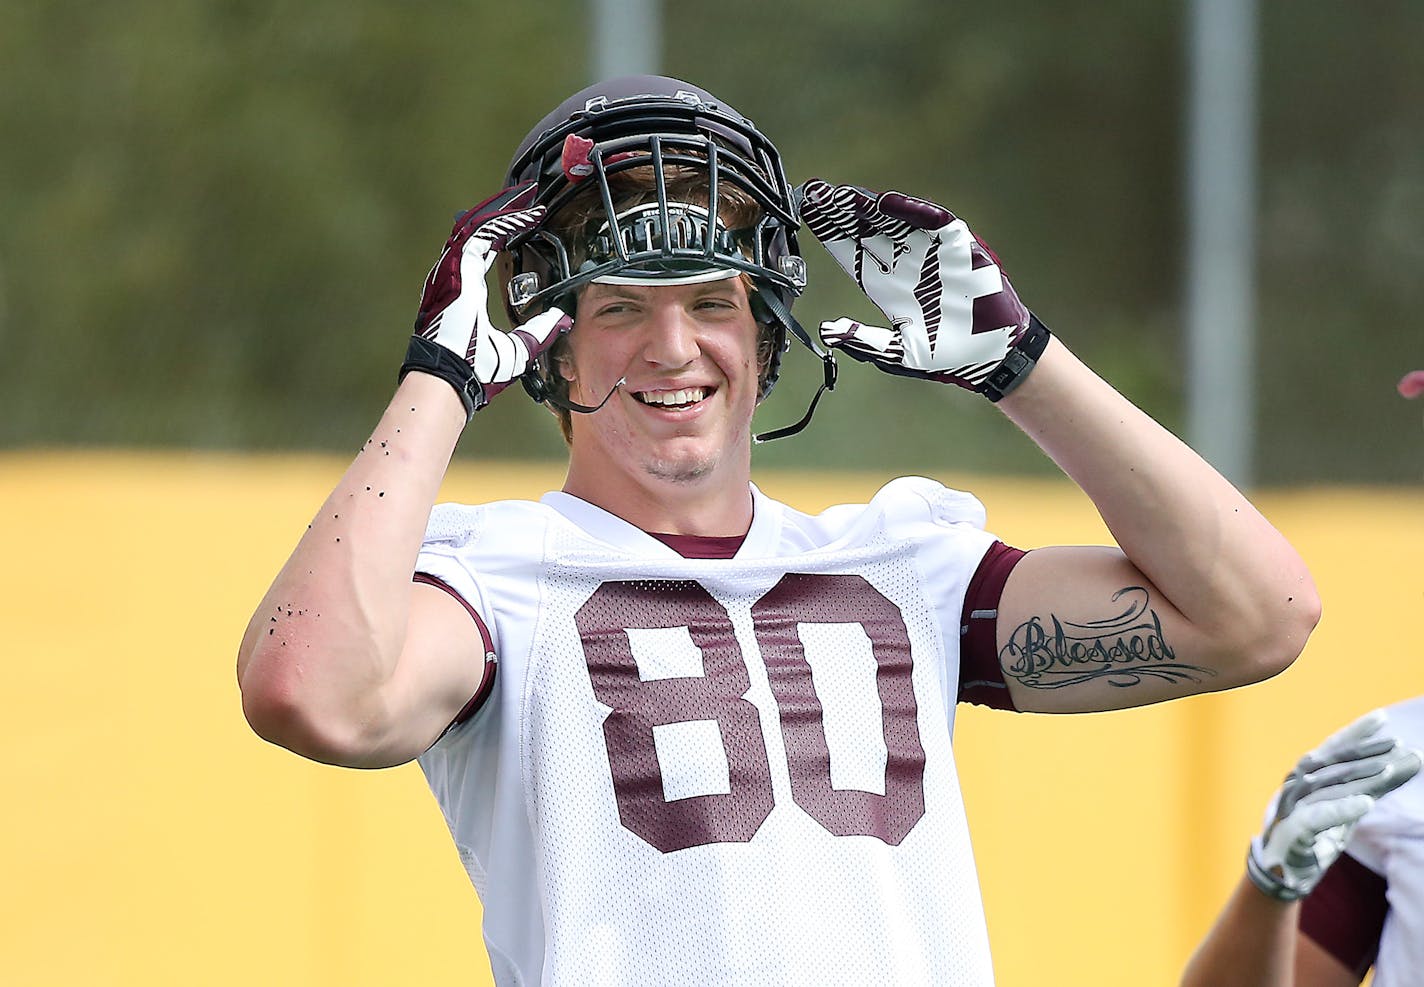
[647,531,746,559]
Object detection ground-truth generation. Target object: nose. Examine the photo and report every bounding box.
[641,303,701,370]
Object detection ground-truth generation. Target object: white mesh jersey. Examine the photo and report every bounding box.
[415,476,1002,986]
[1334,695,1424,986]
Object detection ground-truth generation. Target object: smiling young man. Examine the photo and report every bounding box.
[237,76,1321,985]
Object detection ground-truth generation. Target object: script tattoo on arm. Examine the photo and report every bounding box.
[998,586,1215,690]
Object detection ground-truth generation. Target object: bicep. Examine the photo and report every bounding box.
[369,581,490,765]
[995,545,1225,713]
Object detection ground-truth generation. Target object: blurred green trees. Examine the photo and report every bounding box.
[3,0,1421,482]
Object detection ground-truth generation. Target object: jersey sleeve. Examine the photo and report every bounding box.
[899,474,991,531]
[412,572,497,737]
[870,476,1020,710]
[415,503,502,735]
[1299,852,1386,979]
[957,541,1027,710]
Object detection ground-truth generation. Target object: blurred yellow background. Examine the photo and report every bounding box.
[3,451,1419,986]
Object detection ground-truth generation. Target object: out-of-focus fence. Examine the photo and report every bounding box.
[3,1,1424,483]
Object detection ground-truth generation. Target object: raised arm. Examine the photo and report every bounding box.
[799,179,1320,713]
[990,338,1317,711]
[236,184,566,768]
[1180,711,1421,987]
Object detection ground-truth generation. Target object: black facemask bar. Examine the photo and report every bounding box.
[506,135,805,315]
[513,192,835,440]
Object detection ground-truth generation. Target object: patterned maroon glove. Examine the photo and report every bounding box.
[402,182,570,419]
[799,179,1048,401]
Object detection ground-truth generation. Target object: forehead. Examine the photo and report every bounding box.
[580,278,749,303]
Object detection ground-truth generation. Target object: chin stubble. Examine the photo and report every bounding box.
[643,455,715,484]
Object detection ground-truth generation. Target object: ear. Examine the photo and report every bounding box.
[554,348,576,382]
[540,329,576,383]
[553,294,581,384]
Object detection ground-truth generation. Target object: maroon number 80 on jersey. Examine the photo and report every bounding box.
[574,574,928,854]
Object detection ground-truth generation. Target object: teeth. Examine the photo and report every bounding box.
[639,388,706,407]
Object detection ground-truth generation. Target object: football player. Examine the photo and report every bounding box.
[1180,700,1423,986]
[237,75,1321,985]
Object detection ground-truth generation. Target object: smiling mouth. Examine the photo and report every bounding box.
[634,387,710,410]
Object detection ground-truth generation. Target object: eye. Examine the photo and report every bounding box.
[695,297,737,311]
[592,302,634,318]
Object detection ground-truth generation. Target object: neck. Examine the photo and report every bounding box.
[562,447,754,537]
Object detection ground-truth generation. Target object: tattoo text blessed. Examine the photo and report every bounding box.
[999,586,1214,690]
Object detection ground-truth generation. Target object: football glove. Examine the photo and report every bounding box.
[1246,709,1422,902]
[798,179,1049,401]
[401,181,570,420]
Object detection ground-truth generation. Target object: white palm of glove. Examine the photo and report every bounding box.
[800,179,1032,392]
[418,212,561,386]
[406,182,569,417]
[1247,709,1423,901]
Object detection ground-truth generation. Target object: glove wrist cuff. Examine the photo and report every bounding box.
[981,314,1051,403]
[1245,846,1306,902]
[399,336,485,422]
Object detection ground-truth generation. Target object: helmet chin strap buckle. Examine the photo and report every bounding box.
[508,272,541,309]
[777,255,808,291]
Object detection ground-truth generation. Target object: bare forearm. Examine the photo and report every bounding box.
[998,338,1318,678]
[237,374,466,732]
[1181,876,1299,987]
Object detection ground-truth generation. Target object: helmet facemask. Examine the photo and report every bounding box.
[504,133,806,319]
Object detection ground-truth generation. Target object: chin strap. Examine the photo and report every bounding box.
[537,377,627,415]
[752,290,838,444]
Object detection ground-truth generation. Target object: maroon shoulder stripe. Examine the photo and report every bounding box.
[957,541,1027,710]
[413,572,497,733]
[1299,851,1386,979]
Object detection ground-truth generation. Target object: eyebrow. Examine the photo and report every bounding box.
[585,284,645,300]
[584,281,743,301]
[691,280,741,297]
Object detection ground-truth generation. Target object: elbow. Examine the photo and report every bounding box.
[1232,575,1323,686]
[1269,570,1323,674]
[240,675,334,761]
[239,664,381,767]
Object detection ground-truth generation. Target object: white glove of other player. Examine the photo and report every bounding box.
[798,178,1048,401]
[401,181,569,420]
[1247,709,1422,901]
